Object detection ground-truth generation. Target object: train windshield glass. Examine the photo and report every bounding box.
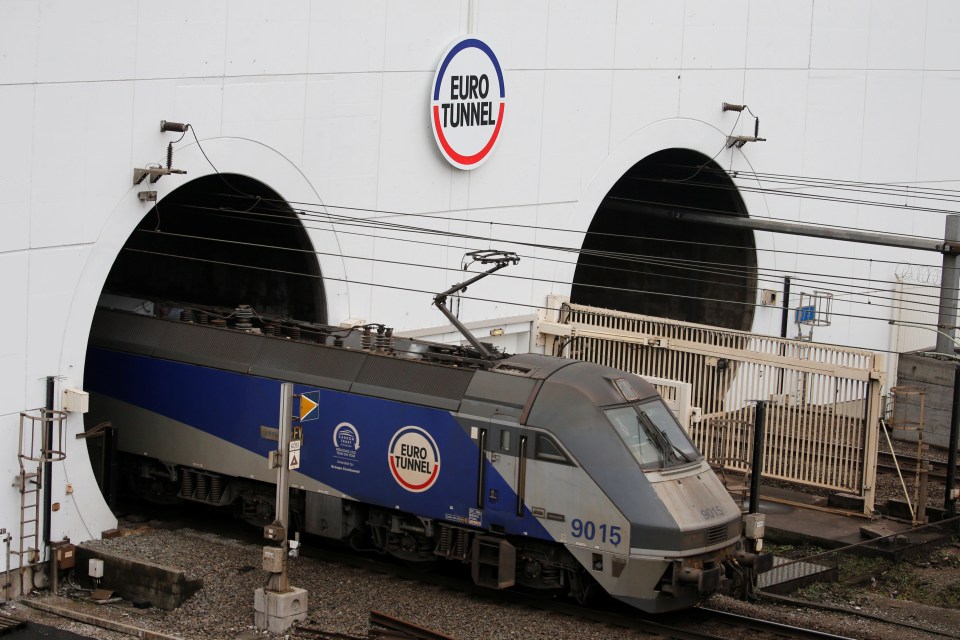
[605,400,700,470]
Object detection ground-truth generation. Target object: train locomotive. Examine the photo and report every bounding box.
[84,290,770,613]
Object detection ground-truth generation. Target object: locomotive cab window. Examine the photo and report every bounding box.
[534,434,572,465]
[606,399,700,471]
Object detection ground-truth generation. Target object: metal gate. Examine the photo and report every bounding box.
[538,302,884,514]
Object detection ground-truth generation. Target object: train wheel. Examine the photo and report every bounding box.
[569,569,599,605]
[239,494,275,528]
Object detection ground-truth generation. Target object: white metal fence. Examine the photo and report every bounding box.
[540,303,885,514]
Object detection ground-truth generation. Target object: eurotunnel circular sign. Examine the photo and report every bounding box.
[388,426,441,492]
[431,37,505,170]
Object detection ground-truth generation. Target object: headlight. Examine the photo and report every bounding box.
[680,530,706,550]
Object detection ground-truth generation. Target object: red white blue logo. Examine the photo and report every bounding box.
[431,37,505,170]
[388,426,441,492]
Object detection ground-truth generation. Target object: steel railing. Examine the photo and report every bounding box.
[540,303,884,514]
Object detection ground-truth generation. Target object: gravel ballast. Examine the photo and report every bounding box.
[5,524,958,640]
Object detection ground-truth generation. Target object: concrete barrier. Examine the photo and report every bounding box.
[76,545,202,611]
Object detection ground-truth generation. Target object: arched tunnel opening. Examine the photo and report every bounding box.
[85,174,326,508]
[571,149,757,331]
[102,174,325,322]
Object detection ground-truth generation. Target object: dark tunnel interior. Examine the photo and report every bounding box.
[103,174,325,323]
[571,149,757,331]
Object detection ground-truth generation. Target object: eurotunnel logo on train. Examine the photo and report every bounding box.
[431,37,505,170]
[388,426,441,492]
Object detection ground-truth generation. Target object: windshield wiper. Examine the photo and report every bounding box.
[637,412,692,466]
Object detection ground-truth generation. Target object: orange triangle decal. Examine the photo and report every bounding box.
[300,393,319,421]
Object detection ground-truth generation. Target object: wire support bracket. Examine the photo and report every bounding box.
[133,167,187,186]
[726,135,767,149]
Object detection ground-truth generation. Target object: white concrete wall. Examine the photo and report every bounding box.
[2,0,959,548]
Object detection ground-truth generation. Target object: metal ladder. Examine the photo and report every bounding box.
[16,409,66,583]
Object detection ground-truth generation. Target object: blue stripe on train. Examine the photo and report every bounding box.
[85,348,551,539]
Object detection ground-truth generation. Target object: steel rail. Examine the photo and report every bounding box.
[877,450,949,481]
[756,592,958,639]
[291,623,366,640]
[369,611,456,640]
[695,607,855,640]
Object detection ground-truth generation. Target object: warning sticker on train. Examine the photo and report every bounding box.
[431,37,505,170]
[299,391,319,422]
[288,439,301,470]
[388,426,441,492]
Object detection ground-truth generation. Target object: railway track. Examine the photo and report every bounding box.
[295,540,858,640]
[292,611,459,640]
[288,604,856,640]
[876,450,950,483]
[131,503,938,640]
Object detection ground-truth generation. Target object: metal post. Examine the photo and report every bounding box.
[44,377,56,595]
[936,215,960,355]
[780,276,791,339]
[749,401,767,515]
[918,461,929,525]
[777,277,791,394]
[946,366,960,520]
[275,384,293,534]
[268,383,293,593]
[861,368,884,516]
[43,378,53,549]
[255,383,308,633]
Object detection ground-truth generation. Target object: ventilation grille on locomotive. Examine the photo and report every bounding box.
[706,524,728,546]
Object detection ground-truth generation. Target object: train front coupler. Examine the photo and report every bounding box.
[723,513,774,600]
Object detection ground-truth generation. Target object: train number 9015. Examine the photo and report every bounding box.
[571,518,622,546]
[699,505,725,520]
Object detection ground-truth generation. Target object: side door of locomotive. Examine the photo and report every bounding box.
[482,415,523,522]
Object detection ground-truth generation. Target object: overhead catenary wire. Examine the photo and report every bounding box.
[137,225,946,320]
[122,230,949,334]
[196,191,949,272]
[723,168,960,199]
[162,203,940,306]
[156,200,957,310]
[174,126,960,242]
[160,132,959,326]
[662,163,960,210]
[174,129,955,249]
[198,188,953,256]
[119,245,954,355]
[168,200,959,306]
[186,191,957,304]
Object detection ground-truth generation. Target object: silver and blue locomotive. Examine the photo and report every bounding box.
[85,297,768,613]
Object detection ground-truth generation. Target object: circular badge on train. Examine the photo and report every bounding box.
[431,37,505,170]
[388,426,441,492]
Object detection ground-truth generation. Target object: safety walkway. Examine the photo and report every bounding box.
[749,484,952,594]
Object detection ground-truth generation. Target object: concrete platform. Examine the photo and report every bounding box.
[748,486,949,557]
[739,485,953,593]
[753,488,873,548]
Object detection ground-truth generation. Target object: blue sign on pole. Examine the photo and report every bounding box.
[795,305,816,323]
